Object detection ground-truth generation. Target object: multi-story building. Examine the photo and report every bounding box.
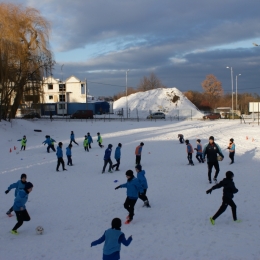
[42,75,88,115]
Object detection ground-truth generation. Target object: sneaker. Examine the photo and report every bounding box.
[191,164,194,166]
[209,181,212,184]
[210,217,215,225]
[213,178,217,183]
[56,169,59,172]
[125,219,132,224]
[115,169,120,171]
[126,215,130,220]
[11,230,18,235]
[143,201,151,208]
[108,170,113,173]
[63,169,67,171]
[102,171,105,174]
[234,219,242,223]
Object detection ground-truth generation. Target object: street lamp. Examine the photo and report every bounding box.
[235,74,241,111]
[126,69,130,118]
[226,66,234,119]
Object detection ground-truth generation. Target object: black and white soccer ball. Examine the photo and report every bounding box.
[36,226,44,235]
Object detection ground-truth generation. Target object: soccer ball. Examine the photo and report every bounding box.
[36,226,44,235]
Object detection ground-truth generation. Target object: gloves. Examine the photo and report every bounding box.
[194,148,197,151]
[206,189,212,194]
[5,190,9,194]
[115,186,120,190]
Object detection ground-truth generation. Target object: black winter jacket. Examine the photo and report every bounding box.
[203,142,224,163]
[212,178,238,199]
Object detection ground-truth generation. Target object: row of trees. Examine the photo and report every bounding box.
[0,3,54,120]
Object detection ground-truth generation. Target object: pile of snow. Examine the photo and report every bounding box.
[113,88,203,118]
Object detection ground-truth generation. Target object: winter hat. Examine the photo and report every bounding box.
[209,136,214,141]
[97,132,100,135]
[226,171,234,179]
[118,143,122,147]
[87,132,90,135]
[185,139,189,144]
[108,144,113,148]
[58,142,63,146]
[69,144,72,148]
[230,138,234,142]
[21,173,27,179]
[140,142,144,146]
[135,165,142,171]
[126,170,134,177]
[24,182,33,190]
[197,139,201,143]
[23,135,26,138]
[111,218,121,229]
[45,135,50,138]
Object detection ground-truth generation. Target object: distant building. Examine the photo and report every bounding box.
[42,75,94,115]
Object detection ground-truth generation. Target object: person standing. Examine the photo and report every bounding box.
[83,135,89,152]
[135,165,151,208]
[194,139,204,163]
[112,143,122,171]
[20,135,27,151]
[203,136,224,184]
[91,218,132,260]
[70,131,79,145]
[227,138,235,164]
[10,182,33,235]
[135,142,144,165]
[206,171,240,225]
[66,144,73,166]
[56,142,67,171]
[178,134,184,144]
[115,170,144,224]
[102,144,113,173]
[97,132,104,148]
[87,132,93,149]
[5,173,27,217]
[185,140,194,166]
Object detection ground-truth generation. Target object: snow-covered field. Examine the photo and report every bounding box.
[0,119,260,260]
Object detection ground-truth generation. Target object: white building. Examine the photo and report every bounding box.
[42,75,94,114]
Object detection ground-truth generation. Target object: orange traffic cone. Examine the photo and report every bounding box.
[10,148,12,153]
[14,146,16,150]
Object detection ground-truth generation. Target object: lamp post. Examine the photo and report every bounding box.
[226,66,234,119]
[235,74,241,111]
[61,64,64,118]
[126,69,130,118]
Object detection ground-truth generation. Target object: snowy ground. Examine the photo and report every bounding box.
[0,119,260,260]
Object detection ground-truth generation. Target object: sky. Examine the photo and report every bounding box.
[5,0,260,96]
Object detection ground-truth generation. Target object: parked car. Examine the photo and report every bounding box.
[147,112,166,119]
[22,112,41,119]
[222,112,241,119]
[70,110,94,119]
[203,113,221,120]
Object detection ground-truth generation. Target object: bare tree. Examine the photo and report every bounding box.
[201,74,223,108]
[0,3,54,120]
[138,72,166,91]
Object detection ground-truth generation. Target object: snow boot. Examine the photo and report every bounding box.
[210,217,215,225]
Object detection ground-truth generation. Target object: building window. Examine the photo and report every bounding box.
[59,84,66,92]
[81,84,85,94]
[48,84,53,90]
[59,95,65,102]
[49,95,53,100]
[59,104,65,109]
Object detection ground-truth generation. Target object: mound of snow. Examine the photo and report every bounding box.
[113,88,203,118]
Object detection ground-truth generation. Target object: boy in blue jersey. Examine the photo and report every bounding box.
[11,182,33,234]
[115,170,144,224]
[5,173,27,216]
[194,139,204,163]
[185,139,194,166]
[91,218,132,260]
[227,138,235,164]
[66,144,73,166]
[70,131,79,145]
[112,143,122,171]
